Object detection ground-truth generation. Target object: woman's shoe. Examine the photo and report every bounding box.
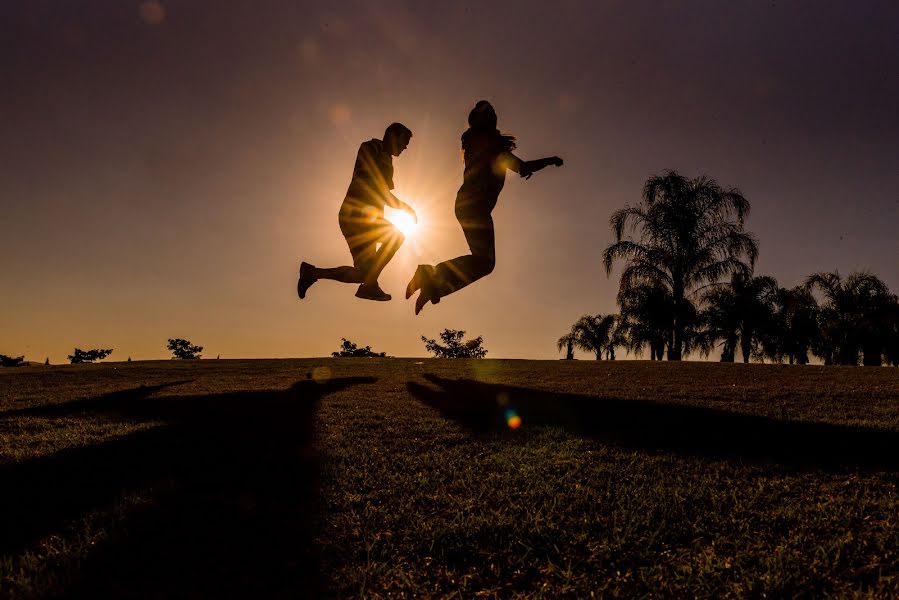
[406,265,428,299]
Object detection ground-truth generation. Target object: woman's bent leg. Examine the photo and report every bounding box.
[431,213,496,298]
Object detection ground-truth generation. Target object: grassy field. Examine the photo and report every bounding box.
[1,359,898,598]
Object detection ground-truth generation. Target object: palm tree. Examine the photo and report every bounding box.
[556,333,576,360]
[603,171,758,360]
[617,282,672,360]
[605,315,627,360]
[806,271,894,366]
[884,298,899,367]
[762,285,819,364]
[702,273,778,363]
[572,314,617,360]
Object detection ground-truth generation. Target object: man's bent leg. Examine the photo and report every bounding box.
[311,265,364,283]
[347,226,393,300]
[364,224,404,285]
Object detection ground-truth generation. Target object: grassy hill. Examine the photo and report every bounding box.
[1,359,897,598]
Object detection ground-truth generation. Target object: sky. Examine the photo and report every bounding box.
[2,0,897,362]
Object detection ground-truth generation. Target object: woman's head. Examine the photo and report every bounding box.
[468,100,497,130]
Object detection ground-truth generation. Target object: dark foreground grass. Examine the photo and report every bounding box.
[1,360,897,598]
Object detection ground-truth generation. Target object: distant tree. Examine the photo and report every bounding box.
[603,171,758,360]
[422,329,487,359]
[0,354,26,367]
[806,271,894,366]
[167,338,203,360]
[571,314,619,360]
[68,348,113,364]
[331,338,387,358]
[702,273,779,363]
[44,357,50,366]
[556,333,576,360]
[127,356,132,362]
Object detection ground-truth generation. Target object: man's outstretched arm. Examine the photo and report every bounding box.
[385,193,418,222]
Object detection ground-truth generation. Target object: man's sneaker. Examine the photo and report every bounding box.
[297,262,316,299]
[355,283,391,301]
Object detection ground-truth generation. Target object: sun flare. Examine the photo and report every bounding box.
[386,209,418,239]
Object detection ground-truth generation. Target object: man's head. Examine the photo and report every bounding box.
[384,122,412,156]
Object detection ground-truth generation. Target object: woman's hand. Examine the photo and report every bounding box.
[520,157,562,179]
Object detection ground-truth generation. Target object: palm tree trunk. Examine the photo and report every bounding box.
[667,328,680,360]
[862,346,882,366]
[721,338,736,362]
[741,335,752,364]
[668,285,684,361]
[837,347,858,366]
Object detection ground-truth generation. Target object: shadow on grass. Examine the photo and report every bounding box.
[409,375,899,472]
[1,376,376,598]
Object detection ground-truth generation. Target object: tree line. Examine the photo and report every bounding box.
[0,338,204,366]
[560,171,898,366]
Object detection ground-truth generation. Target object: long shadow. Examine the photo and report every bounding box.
[1,376,376,598]
[408,375,899,472]
[0,380,193,417]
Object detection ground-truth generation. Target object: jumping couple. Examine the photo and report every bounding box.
[297,100,563,314]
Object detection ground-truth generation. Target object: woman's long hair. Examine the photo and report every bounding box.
[461,100,516,158]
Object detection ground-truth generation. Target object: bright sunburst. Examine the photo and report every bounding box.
[386,208,418,239]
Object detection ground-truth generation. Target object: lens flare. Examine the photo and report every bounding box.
[504,408,522,430]
[139,1,165,25]
[311,366,331,384]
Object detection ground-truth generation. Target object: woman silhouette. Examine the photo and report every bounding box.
[406,100,563,314]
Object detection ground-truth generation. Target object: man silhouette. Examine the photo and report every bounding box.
[298,123,416,301]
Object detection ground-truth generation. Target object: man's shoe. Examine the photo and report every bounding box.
[355,283,391,301]
[298,262,317,299]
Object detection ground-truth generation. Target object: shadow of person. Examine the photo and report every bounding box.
[408,375,899,473]
[0,376,376,598]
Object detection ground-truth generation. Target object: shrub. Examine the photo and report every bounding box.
[68,348,113,364]
[167,338,203,360]
[421,329,487,359]
[0,354,26,367]
[332,338,386,357]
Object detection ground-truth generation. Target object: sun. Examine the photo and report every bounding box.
[386,208,418,239]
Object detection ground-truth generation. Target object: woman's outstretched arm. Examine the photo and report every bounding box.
[500,152,563,179]
[518,156,563,179]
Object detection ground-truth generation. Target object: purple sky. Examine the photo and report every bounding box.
[2,0,897,362]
